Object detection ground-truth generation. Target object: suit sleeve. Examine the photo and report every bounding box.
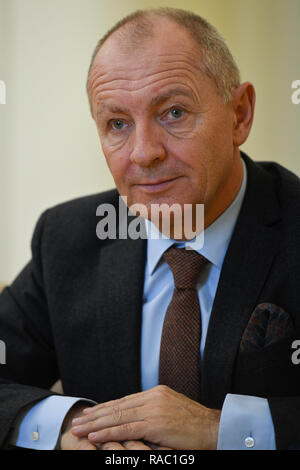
[0,210,59,449]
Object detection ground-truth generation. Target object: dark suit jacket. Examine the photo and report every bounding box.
[0,153,299,449]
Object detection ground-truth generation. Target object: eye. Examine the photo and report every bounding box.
[111,120,126,130]
[169,108,184,119]
[161,107,185,124]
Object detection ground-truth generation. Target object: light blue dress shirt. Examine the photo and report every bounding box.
[15,159,276,450]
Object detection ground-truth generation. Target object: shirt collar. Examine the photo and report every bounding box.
[145,158,247,276]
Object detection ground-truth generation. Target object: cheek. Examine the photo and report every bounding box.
[102,145,130,191]
[185,115,233,173]
[167,138,207,181]
[97,125,129,175]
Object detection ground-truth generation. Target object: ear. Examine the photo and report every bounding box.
[231,82,256,147]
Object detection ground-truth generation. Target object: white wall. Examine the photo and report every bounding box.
[0,0,299,283]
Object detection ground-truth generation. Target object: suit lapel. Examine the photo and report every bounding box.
[201,155,281,408]
[95,231,146,402]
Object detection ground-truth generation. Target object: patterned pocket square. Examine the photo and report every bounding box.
[239,303,294,353]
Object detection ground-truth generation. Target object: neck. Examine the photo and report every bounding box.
[203,151,244,230]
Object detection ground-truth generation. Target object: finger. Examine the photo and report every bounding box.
[81,385,173,417]
[73,386,173,427]
[73,401,144,427]
[88,421,146,444]
[75,439,98,450]
[75,394,149,426]
[60,432,98,450]
[99,441,126,450]
[122,440,153,450]
[82,391,148,415]
[72,405,146,437]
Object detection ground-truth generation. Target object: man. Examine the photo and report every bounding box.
[0,8,299,450]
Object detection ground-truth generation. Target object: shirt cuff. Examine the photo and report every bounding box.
[14,395,97,450]
[217,394,276,450]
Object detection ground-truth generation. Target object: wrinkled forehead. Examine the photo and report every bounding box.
[87,29,210,118]
[88,19,204,92]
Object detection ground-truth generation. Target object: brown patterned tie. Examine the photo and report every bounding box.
[159,246,208,401]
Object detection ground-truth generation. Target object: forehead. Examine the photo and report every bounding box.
[88,19,213,111]
[96,17,201,66]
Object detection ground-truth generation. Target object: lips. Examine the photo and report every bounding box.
[135,176,181,193]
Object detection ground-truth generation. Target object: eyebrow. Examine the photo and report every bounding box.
[149,88,194,106]
[96,87,194,118]
[97,103,131,117]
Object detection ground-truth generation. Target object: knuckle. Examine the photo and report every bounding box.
[122,422,134,436]
[153,385,170,403]
[112,404,122,424]
[156,384,168,392]
[155,385,169,396]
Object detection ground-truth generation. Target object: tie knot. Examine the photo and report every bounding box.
[163,246,208,289]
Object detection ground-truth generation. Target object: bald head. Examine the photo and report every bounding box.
[86,8,241,111]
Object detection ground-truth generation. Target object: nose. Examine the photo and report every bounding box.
[129,121,167,167]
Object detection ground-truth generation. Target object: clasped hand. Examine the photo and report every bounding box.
[69,385,220,450]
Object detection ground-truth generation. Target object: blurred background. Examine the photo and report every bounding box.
[0,0,299,283]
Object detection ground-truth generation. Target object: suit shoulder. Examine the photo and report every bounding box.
[47,189,119,217]
[37,188,119,246]
[42,188,119,227]
[256,160,300,196]
[252,160,300,217]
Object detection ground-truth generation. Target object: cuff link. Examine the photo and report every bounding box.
[244,436,255,448]
[31,431,39,441]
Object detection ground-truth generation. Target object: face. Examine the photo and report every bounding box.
[88,18,243,228]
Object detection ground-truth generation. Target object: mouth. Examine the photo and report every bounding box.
[134,176,182,193]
